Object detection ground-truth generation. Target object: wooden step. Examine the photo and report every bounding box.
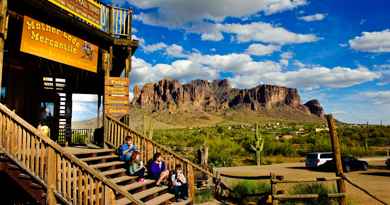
[133,186,169,200]
[116,197,132,205]
[122,179,155,192]
[114,185,169,205]
[111,175,138,184]
[172,199,192,205]
[101,168,126,176]
[81,155,118,162]
[144,193,175,205]
[90,161,124,169]
[68,148,114,155]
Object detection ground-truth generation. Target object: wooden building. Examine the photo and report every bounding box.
[0,0,137,145]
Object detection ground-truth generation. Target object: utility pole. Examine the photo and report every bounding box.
[365,121,369,151]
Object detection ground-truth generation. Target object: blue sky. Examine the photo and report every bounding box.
[74,0,390,124]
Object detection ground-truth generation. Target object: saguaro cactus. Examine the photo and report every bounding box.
[250,123,265,166]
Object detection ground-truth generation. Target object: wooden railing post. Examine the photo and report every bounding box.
[103,185,115,205]
[46,147,57,205]
[326,114,347,205]
[187,163,195,200]
[271,173,278,205]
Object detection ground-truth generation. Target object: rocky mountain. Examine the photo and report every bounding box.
[132,78,325,118]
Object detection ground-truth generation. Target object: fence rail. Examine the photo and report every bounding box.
[0,103,143,204]
[270,174,345,204]
[104,114,215,199]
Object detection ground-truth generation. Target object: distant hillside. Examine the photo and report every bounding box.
[72,118,101,129]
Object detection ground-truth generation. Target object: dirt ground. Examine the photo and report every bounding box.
[217,157,390,205]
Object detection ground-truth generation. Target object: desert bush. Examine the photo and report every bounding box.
[282,183,337,205]
[231,180,271,204]
[194,188,214,204]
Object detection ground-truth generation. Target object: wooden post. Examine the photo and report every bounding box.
[270,173,278,205]
[97,93,101,128]
[326,114,347,205]
[125,48,132,128]
[0,0,8,92]
[103,185,115,205]
[187,163,195,200]
[46,147,57,205]
[108,7,114,35]
[102,48,112,147]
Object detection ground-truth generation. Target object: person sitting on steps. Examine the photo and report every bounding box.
[148,152,169,186]
[171,164,188,202]
[128,151,145,183]
[118,136,137,162]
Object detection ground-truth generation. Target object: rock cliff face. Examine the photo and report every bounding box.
[132,78,325,117]
[304,99,325,118]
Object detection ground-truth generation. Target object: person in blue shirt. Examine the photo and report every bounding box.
[118,136,137,162]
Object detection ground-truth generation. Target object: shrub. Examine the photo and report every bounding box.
[194,189,214,204]
[282,183,337,205]
[231,180,271,204]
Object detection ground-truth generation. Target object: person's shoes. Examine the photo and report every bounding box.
[138,178,145,183]
[182,196,188,200]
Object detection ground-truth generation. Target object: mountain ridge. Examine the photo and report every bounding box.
[131,78,325,118]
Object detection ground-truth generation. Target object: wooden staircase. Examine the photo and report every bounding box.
[70,148,191,205]
[0,103,144,204]
[0,102,218,204]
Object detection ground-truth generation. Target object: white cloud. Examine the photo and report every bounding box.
[126,0,307,28]
[349,29,390,53]
[201,32,224,41]
[279,51,293,66]
[131,56,218,86]
[298,13,327,22]
[73,94,98,102]
[202,22,319,44]
[143,42,168,53]
[229,66,380,89]
[245,43,281,56]
[165,44,186,58]
[359,91,390,105]
[132,51,380,91]
[374,64,390,85]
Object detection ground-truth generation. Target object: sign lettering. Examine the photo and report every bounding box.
[20,16,98,73]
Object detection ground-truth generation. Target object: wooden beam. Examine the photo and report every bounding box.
[0,0,8,92]
[326,114,347,205]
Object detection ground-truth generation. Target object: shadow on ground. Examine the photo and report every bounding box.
[362,171,390,177]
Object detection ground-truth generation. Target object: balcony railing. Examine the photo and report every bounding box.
[101,5,132,38]
[44,0,133,38]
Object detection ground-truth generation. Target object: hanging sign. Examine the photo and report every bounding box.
[104,77,130,119]
[20,16,99,73]
[48,0,101,28]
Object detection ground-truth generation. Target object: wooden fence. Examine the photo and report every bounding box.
[104,114,215,199]
[270,174,345,205]
[0,103,144,205]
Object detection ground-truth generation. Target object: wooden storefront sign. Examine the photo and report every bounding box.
[48,0,101,28]
[20,16,99,73]
[104,77,129,119]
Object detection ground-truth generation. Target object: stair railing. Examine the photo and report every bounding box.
[0,103,144,205]
[104,114,216,199]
